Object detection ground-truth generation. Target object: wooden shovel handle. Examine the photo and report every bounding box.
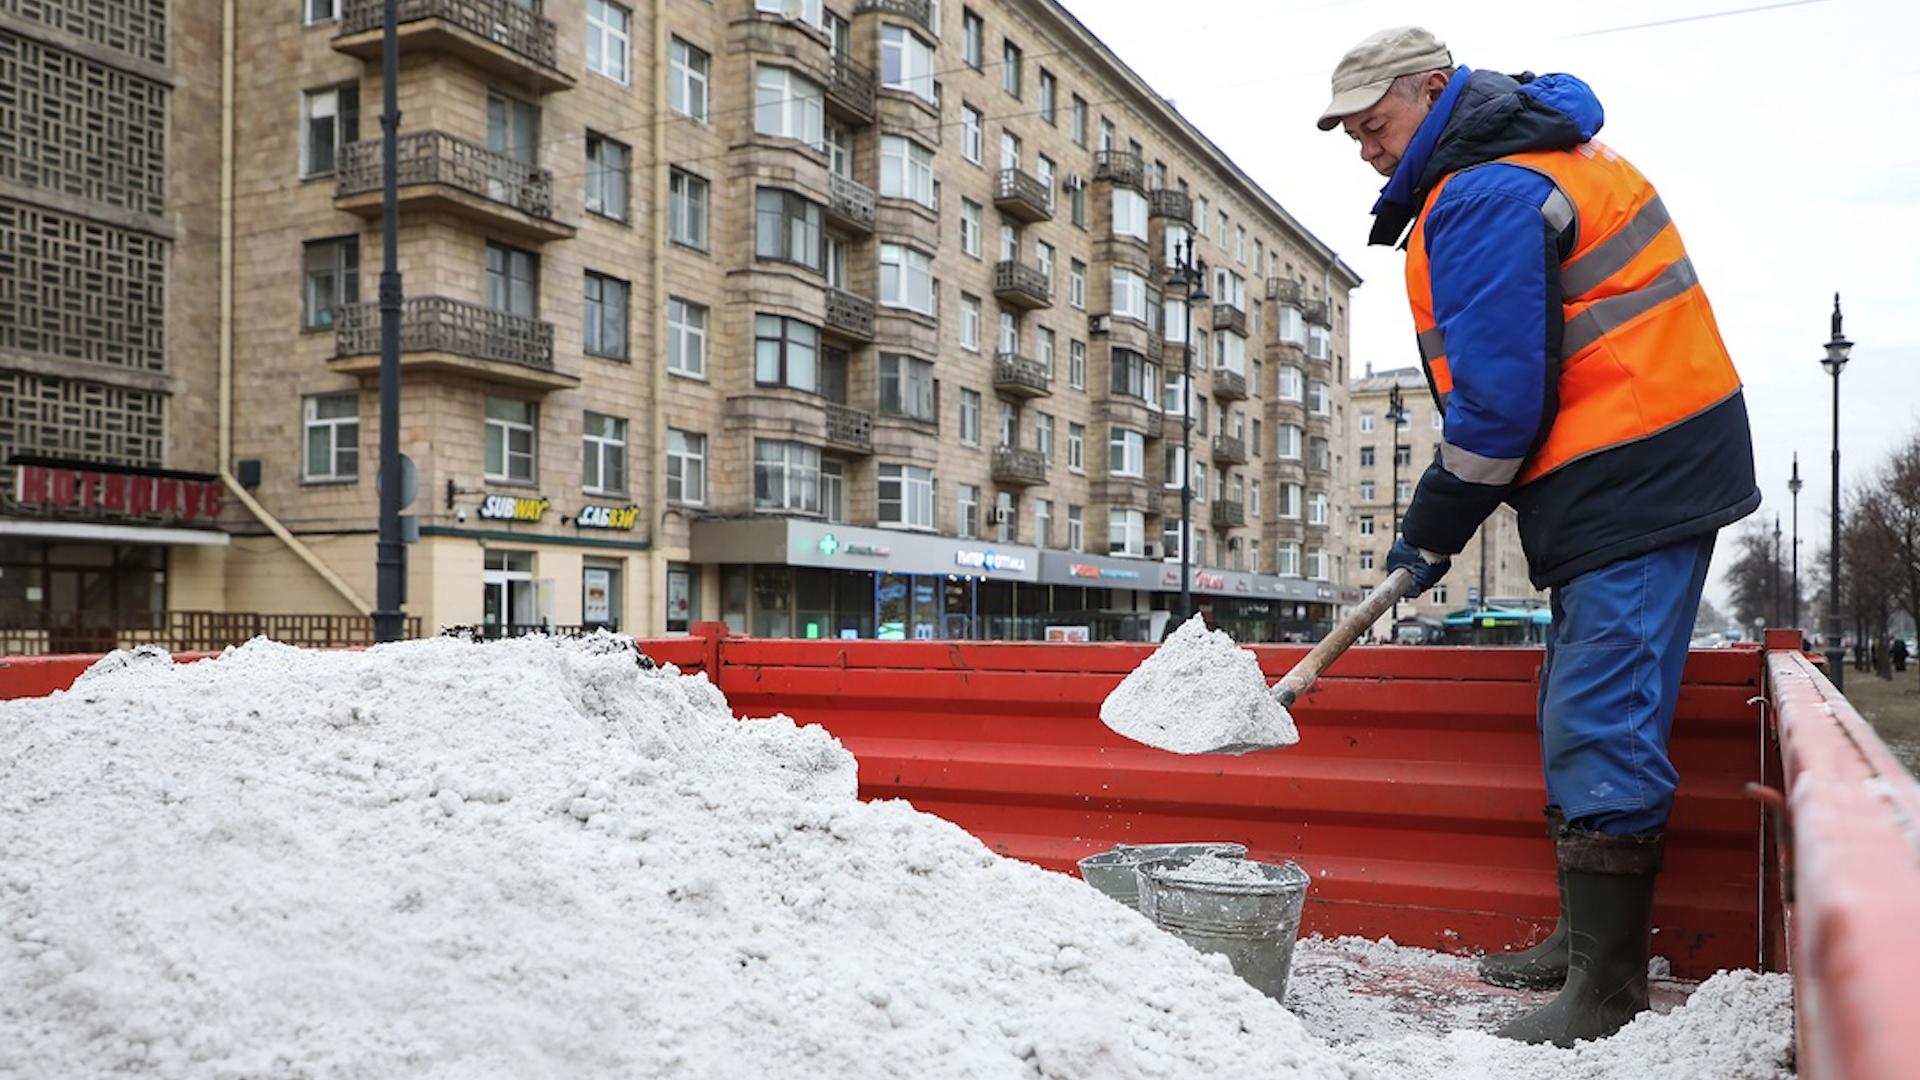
[1273,567,1415,707]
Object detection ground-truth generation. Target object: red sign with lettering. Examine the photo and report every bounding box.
[14,465,224,522]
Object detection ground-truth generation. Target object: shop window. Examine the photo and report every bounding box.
[482,550,537,630]
[583,558,623,630]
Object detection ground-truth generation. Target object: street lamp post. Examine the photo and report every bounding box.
[1821,294,1851,690]
[372,0,406,643]
[1788,454,1802,633]
[1168,239,1208,626]
[1386,383,1408,622]
[1771,513,1782,629]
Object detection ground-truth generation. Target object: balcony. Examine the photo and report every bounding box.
[1145,332,1164,363]
[1094,150,1145,190]
[824,288,875,341]
[992,446,1049,487]
[826,173,876,234]
[1304,299,1333,327]
[334,0,571,94]
[1212,302,1248,338]
[825,403,874,454]
[993,260,1052,310]
[331,296,576,392]
[1148,188,1192,222]
[856,0,935,35]
[1211,499,1246,529]
[993,352,1052,399]
[1267,278,1305,306]
[826,52,877,122]
[335,130,574,244]
[994,168,1054,223]
[1211,432,1248,466]
[1212,367,1248,401]
[1144,409,1165,441]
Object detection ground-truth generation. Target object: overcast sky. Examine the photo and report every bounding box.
[1071,0,1920,612]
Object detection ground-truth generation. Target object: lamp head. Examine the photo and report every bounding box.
[1788,453,1802,494]
[1822,292,1852,376]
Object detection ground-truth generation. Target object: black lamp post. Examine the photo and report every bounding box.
[1167,238,1208,625]
[1821,294,1851,689]
[1771,513,1782,629]
[1386,382,1409,621]
[372,0,406,643]
[1788,453,1802,633]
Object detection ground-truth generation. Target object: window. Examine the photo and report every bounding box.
[1278,542,1302,577]
[1108,508,1145,557]
[1037,412,1055,460]
[960,388,981,444]
[1035,499,1053,548]
[961,104,983,164]
[1108,428,1145,477]
[1279,482,1302,520]
[1359,411,1376,433]
[882,26,936,104]
[585,133,630,221]
[880,136,936,208]
[583,272,629,359]
[1110,268,1150,323]
[1037,327,1056,377]
[1216,209,1229,247]
[994,491,1017,543]
[1163,446,1187,491]
[825,123,852,177]
[879,244,935,316]
[958,484,980,539]
[1195,195,1210,237]
[998,399,1019,448]
[756,0,826,31]
[301,236,359,330]
[879,463,935,530]
[755,315,819,392]
[822,460,846,524]
[1359,514,1376,537]
[1110,349,1157,402]
[1235,224,1247,263]
[1068,505,1085,551]
[1278,365,1304,402]
[1276,304,1306,345]
[1002,39,1023,97]
[1360,445,1376,468]
[1308,491,1329,526]
[755,66,824,148]
[305,0,338,24]
[1433,583,1449,605]
[302,394,358,481]
[1309,381,1330,416]
[1068,260,1087,309]
[669,38,709,120]
[1070,183,1088,229]
[484,397,537,483]
[1163,223,1192,272]
[669,169,708,248]
[1308,324,1332,361]
[667,430,706,505]
[960,199,982,256]
[1071,95,1088,145]
[1213,331,1246,375]
[1067,422,1085,472]
[1307,547,1328,581]
[754,188,824,271]
[586,0,630,84]
[581,412,627,494]
[960,294,982,351]
[879,353,936,421]
[755,440,823,514]
[1278,423,1302,459]
[1036,241,1055,285]
[1397,407,1413,431]
[1099,117,1115,152]
[962,8,983,68]
[1069,340,1087,390]
[485,242,538,316]
[1397,479,1414,503]
[1039,70,1057,123]
[1250,479,1262,519]
[997,311,1019,353]
[301,84,358,177]
[668,298,708,378]
[1360,480,1377,502]
[1111,188,1149,241]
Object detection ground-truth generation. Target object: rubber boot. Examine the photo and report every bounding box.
[1496,828,1662,1047]
[1478,807,1569,990]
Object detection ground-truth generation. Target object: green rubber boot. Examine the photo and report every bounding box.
[1478,807,1569,990]
[1496,828,1662,1047]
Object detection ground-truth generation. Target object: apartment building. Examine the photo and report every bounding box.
[1344,367,1543,641]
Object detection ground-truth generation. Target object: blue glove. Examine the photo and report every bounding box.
[1385,537,1451,597]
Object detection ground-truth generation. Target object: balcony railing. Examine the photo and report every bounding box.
[1145,332,1164,363]
[1304,299,1333,327]
[825,287,875,341]
[825,403,874,453]
[827,52,877,121]
[827,173,876,232]
[339,0,558,72]
[855,0,935,34]
[1267,278,1305,306]
[1211,499,1246,529]
[1212,302,1248,337]
[994,168,1054,223]
[336,296,554,372]
[1094,150,1145,189]
[337,130,555,219]
[992,445,1048,487]
[1144,409,1165,440]
[993,260,1051,309]
[1211,432,1248,465]
[1212,367,1248,401]
[993,352,1052,398]
[1148,188,1192,221]
[0,610,422,656]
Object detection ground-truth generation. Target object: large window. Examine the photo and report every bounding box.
[1039,70,1057,123]
[303,393,358,481]
[586,0,630,83]
[667,429,706,505]
[755,315,819,392]
[880,136,936,208]
[669,169,708,249]
[756,0,823,27]
[1278,365,1304,402]
[1108,428,1145,478]
[1278,542,1302,577]
[878,353,936,421]
[961,104,983,164]
[1213,329,1246,375]
[879,244,935,316]
[960,199,982,256]
[878,463,935,530]
[485,242,538,316]
[1070,340,1087,389]
[755,440,822,514]
[1110,268,1150,323]
[1275,304,1306,346]
[961,8,983,68]
[881,25,936,103]
[1111,188,1149,241]
[959,294,981,351]
[1212,268,1247,309]
[1278,423,1303,460]
[755,66,824,148]
[1068,505,1084,551]
[485,397,537,483]
[1036,412,1055,460]
[1109,348,1157,403]
[1108,508,1145,557]
[1002,39,1023,97]
[960,388,981,445]
[958,484,979,539]
[582,412,627,495]
[669,37,709,120]
[1068,422,1085,472]
[301,236,359,331]
[1279,482,1302,520]
[585,133,630,221]
[1071,94,1088,145]
[754,188,824,271]
[1308,490,1329,526]
[583,271,629,359]
[1309,380,1330,415]
[1069,260,1087,309]
[301,83,358,177]
[668,298,707,378]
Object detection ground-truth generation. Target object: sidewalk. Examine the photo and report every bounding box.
[1844,670,1920,778]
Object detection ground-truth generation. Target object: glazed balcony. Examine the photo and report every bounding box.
[1212,367,1248,401]
[993,260,1052,310]
[334,0,571,94]
[992,446,1048,488]
[824,287,876,342]
[1148,188,1192,222]
[335,130,574,244]
[1212,302,1248,338]
[1211,432,1248,466]
[1094,150,1144,190]
[826,173,876,234]
[826,52,877,123]
[1211,499,1246,529]
[993,352,1052,399]
[331,296,575,392]
[994,168,1054,223]
[825,403,874,454]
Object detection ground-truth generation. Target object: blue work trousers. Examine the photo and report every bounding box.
[1537,534,1716,835]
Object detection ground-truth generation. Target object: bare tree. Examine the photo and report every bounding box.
[1724,519,1789,633]
[1856,431,1920,686]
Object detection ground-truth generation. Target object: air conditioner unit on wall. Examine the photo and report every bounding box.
[1088,314,1111,335]
[1143,543,1160,560]
[992,506,1012,525]
[1064,174,1086,191]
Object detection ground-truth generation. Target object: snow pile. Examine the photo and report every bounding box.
[0,635,1359,1079]
[1101,616,1299,754]
[1153,852,1271,885]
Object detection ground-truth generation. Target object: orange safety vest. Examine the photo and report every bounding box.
[1405,142,1741,486]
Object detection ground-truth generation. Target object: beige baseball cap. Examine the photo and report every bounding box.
[1316,26,1453,131]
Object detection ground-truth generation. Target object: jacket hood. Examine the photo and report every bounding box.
[1368,68,1604,246]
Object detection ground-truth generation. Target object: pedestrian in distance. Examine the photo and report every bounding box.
[1317,27,1759,1047]
[1891,636,1909,673]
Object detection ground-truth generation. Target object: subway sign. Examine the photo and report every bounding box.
[576,504,638,530]
[478,494,551,522]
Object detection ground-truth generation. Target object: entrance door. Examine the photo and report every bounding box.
[482,550,536,634]
[941,577,974,639]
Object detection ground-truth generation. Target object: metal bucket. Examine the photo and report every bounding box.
[1076,842,1249,910]
[1138,857,1311,1003]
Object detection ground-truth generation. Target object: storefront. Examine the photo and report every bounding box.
[1040,552,1359,643]
[429,489,648,636]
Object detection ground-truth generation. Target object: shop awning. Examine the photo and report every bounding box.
[0,519,231,546]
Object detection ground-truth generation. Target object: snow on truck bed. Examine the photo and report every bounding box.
[0,636,1793,1079]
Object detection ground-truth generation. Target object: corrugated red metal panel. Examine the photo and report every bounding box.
[714,636,1767,980]
[0,652,219,700]
[1770,650,1920,1080]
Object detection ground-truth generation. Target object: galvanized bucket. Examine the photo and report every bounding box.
[1137,857,1311,1003]
[1076,842,1249,910]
